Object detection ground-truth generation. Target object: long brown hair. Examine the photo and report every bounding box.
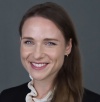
[19,2,83,102]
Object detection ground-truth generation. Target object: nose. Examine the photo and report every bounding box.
[32,44,44,59]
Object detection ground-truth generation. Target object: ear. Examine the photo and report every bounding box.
[65,39,72,56]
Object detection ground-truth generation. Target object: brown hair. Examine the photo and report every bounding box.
[19,2,83,102]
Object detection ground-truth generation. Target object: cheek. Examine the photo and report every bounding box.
[20,46,25,58]
[20,46,30,69]
[20,44,33,57]
[50,51,65,72]
[20,46,29,60]
[49,49,65,63]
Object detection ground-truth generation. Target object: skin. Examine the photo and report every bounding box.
[20,16,72,98]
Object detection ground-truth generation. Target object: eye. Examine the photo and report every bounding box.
[24,40,33,45]
[46,42,57,46]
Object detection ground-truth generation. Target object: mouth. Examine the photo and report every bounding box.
[30,62,48,70]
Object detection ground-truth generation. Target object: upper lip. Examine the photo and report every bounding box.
[30,62,49,64]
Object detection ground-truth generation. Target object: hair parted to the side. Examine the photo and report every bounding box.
[19,2,83,102]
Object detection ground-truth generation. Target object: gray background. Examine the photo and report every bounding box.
[0,0,100,94]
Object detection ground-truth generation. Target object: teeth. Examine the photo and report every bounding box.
[32,63,46,67]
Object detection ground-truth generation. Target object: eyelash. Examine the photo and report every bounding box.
[46,42,57,46]
[23,41,57,46]
[24,41,33,45]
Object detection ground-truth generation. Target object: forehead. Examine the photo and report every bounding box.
[22,17,65,41]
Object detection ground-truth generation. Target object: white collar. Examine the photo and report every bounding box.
[25,80,54,102]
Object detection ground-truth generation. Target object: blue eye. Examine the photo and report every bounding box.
[24,41,33,45]
[46,42,57,46]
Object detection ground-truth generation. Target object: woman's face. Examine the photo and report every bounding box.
[20,17,72,82]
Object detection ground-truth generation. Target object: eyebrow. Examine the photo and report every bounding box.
[21,37,59,42]
[21,37,34,40]
[44,38,59,42]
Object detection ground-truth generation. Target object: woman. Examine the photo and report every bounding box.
[0,2,100,102]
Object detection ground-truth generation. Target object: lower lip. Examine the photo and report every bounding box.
[30,63,48,70]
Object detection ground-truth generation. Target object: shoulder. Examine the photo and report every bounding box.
[0,82,30,102]
[83,88,100,102]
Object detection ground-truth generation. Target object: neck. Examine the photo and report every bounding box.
[33,78,54,99]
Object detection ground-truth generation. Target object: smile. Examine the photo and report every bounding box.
[32,63,47,67]
[30,62,48,70]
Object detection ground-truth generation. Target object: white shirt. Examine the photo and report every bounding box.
[25,81,54,102]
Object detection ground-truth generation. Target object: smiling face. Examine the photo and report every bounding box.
[20,17,72,83]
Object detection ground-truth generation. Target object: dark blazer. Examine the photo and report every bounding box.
[0,82,100,102]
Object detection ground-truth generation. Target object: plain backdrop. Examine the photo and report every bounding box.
[0,0,100,94]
